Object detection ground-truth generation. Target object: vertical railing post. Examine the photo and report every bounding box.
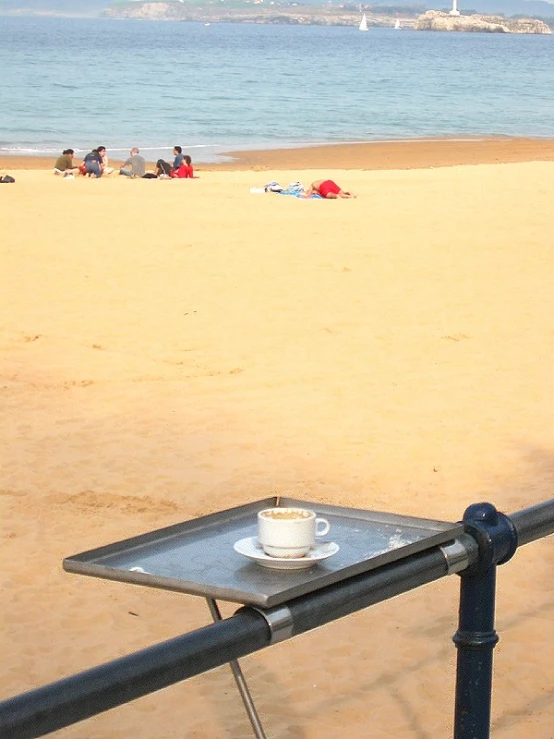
[453,503,518,739]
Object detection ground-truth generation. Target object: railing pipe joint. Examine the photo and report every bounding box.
[461,502,518,577]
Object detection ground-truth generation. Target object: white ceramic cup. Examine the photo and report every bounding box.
[257,507,330,559]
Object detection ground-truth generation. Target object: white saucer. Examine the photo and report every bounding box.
[233,537,339,570]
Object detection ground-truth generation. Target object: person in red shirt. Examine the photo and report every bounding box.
[305,179,356,199]
[170,155,194,179]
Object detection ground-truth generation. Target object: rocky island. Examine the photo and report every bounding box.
[415,10,551,34]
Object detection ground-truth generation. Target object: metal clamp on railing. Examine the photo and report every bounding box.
[439,534,478,575]
[247,605,294,644]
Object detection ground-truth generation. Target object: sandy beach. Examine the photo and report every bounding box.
[2,138,554,738]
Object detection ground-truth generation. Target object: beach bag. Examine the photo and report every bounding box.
[264,181,283,193]
[0,174,15,183]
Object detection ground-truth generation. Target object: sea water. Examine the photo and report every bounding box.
[0,15,553,162]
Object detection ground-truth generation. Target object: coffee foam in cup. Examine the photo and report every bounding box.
[260,509,311,520]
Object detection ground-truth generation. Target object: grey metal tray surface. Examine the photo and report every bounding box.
[64,497,463,608]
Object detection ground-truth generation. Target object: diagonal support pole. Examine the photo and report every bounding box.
[206,598,268,739]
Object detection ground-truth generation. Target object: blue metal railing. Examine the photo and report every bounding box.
[0,498,553,739]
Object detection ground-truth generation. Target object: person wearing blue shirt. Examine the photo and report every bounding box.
[84,146,106,178]
[155,146,184,177]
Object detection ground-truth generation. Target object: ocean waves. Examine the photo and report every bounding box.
[1,16,553,162]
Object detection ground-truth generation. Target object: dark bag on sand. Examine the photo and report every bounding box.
[0,175,15,183]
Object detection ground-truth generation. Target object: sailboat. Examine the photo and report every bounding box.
[394,18,401,29]
[359,13,368,31]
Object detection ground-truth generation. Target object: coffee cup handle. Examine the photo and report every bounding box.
[315,517,330,537]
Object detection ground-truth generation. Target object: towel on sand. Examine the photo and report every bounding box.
[278,190,322,199]
[261,181,322,198]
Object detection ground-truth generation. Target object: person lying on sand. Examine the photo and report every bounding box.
[304,179,356,199]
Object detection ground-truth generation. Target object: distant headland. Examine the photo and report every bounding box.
[0,0,552,33]
[100,2,552,33]
[101,3,416,27]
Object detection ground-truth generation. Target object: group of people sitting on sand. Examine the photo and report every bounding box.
[53,145,194,180]
[53,145,354,198]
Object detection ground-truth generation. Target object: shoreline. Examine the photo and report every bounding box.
[3,136,554,173]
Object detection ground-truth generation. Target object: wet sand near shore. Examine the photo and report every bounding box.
[3,136,554,172]
[1,140,554,738]
[214,136,554,170]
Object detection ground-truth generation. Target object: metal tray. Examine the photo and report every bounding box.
[63,497,463,608]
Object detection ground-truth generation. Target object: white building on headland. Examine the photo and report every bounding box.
[449,0,460,15]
